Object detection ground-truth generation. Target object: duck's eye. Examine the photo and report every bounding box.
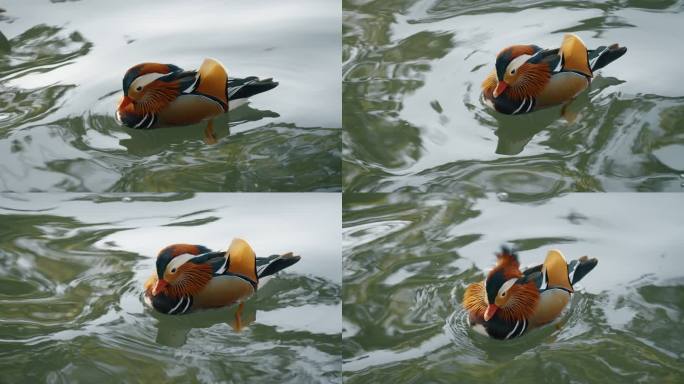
[501,291,506,297]
[171,268,176,273]
[510,68,516,75]
[136,86,142,91]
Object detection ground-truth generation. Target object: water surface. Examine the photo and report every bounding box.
[343,192,684,382]
[343,0,684,192]
[0,193,342,383]
[1,0,341,192]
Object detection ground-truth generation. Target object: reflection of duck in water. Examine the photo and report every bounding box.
[482,34,626,116]
[116,58,278,143]
[116,103,280,156]
[485,75,625,155]
[144,239,300,330]
[152,298,258,347]
[463,247,597,340]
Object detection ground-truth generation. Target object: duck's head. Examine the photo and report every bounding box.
[482,247,539,322]
[152,243,213,297]
[493,45,547,99]
[119,63,182,114]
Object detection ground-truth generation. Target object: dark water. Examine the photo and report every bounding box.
[0,193,342,383]
[343,0,684,193]
[343,193,684,383]
[0,0,341,192]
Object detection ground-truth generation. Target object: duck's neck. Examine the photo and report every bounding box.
[136,86,179,115]
[506,64,551,101]
[166,265,213,299]
[495,284,540,323]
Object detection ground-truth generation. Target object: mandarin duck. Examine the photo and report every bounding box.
[116,58,278,142]
[463,247,597,340]
[144,238,300,320]
[482,33,626,115]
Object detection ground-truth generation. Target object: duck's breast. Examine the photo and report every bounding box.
[193,275,255,310]
[529,288,571,326]
[158,94,225,126]
[537,72,589,108]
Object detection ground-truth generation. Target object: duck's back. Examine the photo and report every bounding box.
[195,58,229,107]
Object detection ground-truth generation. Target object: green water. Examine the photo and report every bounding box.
[343,0,684,192]
[342,192,684,382]
[0,193,342,383]
[3,0,684,383]
[0,0,341,192]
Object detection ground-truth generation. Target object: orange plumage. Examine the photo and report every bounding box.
[162,263,213,299]
[503,63,550,101]
[116,58,278,143]
[464,248,539,323]
[144,239,301,316]
[481,34,626,115]
[462,247,598,340]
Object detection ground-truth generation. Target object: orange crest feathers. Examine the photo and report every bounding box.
[495,246,520,269]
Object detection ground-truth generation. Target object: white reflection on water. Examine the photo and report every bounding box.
[0,193,341,283]
[0,192,343,381]
[2,0,341,128]
[343,220,411,249]
[342,192,684,378]
[258,303,342,335]
[454,193,684,292]
[344,332,451,372]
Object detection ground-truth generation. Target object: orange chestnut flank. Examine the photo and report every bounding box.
[482,33,626,115]
[463,247,597,340]
[144,239,300,315]
[116,58,277,130]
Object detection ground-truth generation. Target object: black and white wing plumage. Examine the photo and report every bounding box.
[256,252,301,279]
[227,76,279,100]
[587,44,627,73]
[193,250,260,288]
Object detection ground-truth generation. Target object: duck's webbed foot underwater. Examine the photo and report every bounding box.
[204,119,217,144]
[233,302,245,332]
[561,99,578,123]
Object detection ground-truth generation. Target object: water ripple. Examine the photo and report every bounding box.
[344,0,684,192]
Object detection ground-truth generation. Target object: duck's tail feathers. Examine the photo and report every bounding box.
[589,44,627,72]
[256,252,300,279]
[227,77,278,100]
[567,256,598,286]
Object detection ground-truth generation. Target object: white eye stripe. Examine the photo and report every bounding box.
[498,278,518,296]
[506,54,532,74]
[167,253,197,272]
[130,72,168,92]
